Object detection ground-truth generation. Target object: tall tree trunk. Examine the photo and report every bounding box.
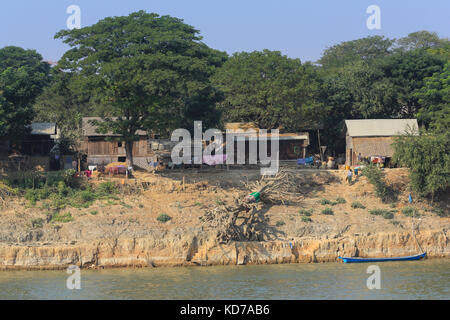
[125,140,134,167]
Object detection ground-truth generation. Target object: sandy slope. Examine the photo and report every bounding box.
[0,168,448,269]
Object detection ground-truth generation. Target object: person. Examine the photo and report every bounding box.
[346,169,353,184]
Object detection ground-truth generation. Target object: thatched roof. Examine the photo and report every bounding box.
[345,119,418,137]
[82,117,147,137]
[352,137,395,157]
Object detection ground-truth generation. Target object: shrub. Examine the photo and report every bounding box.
[96,181,117,195]
[361,165,397,202]
[120,201,132,209]
[157,213,171,223]
[90,210,98,215]
[392,131,449,201]
[335,197,346,204]
[31,218,44,228]
[299,209,313,216]
[51,212,74,223]
[432,208,448,217]
[369,209,395,219]
[402,207,421,217]
[351,202,366,209]
[275,220,285,226]
[319,199,332,205]
[301,217,312,223]
[321,207,334,215]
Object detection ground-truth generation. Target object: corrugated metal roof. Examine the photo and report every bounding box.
[82,117,147,136]
[345,119,419,137]
[31,123,56,135]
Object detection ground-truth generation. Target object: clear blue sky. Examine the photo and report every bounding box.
[1,0,449,63]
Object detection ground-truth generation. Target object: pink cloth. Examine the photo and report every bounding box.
[202,154,227,165]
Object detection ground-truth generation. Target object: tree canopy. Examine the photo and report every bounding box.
[53,11,227,165]
[0,46,50,139]
[212,50,326,131]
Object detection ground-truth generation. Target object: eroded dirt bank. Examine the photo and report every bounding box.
[0,168,449,270]
[0,230,448,270]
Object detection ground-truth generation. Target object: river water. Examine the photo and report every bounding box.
[0,259,448,300]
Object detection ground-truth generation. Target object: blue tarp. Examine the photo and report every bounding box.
[297,157,314,165]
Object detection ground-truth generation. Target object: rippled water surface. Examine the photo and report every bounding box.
[0,259,448,299]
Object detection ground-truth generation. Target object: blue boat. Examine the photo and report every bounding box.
[338,252,426,263]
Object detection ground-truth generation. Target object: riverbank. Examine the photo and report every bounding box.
[0,168,448,270]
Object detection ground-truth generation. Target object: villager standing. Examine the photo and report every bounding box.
[346,169,353,184]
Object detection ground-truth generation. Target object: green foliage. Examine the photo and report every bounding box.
[321,208,334,215]
[319,198,335,205]
[351,202,366,209]
[393,130,449,199]
[369,209,395,219]
[378,49,445,118]
[361,165,397,202]
[31,218,44,228]
[120,201,132,209]
[157,213,171,223]
[301,217,312,223]
[90,210,98,215]
[318,36,394,69]
[335,197,347,204]
[50,212,74,223]
[401,207,421,217]
[396,31,446,52]
[212,50,326,131]
[96,181,118,197]
[275,220,285,227]
[54,11,226,165]
[432,208,448,217]
[0,46,50,138]
[415,62,450,133]
[299,209,313,216]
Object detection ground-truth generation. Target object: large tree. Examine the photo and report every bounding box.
[33,69,95,154]
[317,35,394,69]
[212,50,326,131]
[396,31,447,51]
[379,49,445,117]
[415,62,450,133]
[54,11,226,166]
[0,46,50,139]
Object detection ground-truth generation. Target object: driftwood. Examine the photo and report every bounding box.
[201,168,306,243]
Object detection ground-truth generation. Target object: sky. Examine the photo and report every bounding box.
[1,0,449,63]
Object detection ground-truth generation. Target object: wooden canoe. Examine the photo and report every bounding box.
[338,252,426,263]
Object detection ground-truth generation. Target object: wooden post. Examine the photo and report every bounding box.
[317,129,322,162]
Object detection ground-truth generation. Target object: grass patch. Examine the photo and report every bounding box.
[335,197,346,204]
[321,207,334,215]
[31,218,44,228]
[369,209,395,219]
[318,198,335,205]
[361,165,398,202]
[390,220,400,226]
[301,217,312,223]
[299,209,313,216]
[275,220,285,227]
[120,201,132,209]
[401,207,421,217]
[50,212,74,223]
[432,208,447,217]
[157,213,171,223]
[90,210,98,215]
[351,202,366,209]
